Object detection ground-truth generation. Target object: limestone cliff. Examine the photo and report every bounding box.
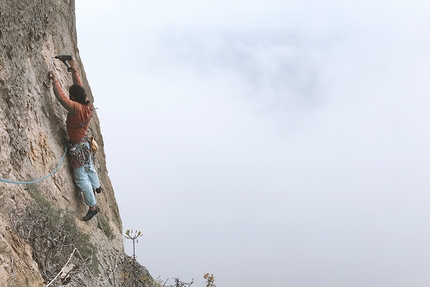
[0,1,151,286]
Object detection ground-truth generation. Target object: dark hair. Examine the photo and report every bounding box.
[69,84,90,105]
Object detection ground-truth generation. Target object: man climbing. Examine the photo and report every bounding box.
[48,56,102,221]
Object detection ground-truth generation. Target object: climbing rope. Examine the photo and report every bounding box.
[0,146,68,185]
[74,248,120,286]
[45,247,77,287]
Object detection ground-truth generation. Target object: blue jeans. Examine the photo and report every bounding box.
[72,143,100,207]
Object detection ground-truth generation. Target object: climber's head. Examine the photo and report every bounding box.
[69,84,90,105]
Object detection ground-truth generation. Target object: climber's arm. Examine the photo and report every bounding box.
[47,71,76,114]
[69,59,83,86]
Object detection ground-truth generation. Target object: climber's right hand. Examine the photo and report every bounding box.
[68,58,77,71]
[47,71,56,81]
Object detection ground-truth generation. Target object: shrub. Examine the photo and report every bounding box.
[10,185,99,284]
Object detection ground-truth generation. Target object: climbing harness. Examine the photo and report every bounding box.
[69,141,93,170]
[0,146,68,185]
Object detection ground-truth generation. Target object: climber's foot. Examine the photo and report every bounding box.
[83,206,99,221]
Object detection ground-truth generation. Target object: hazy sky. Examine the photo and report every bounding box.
[75,1,430,286]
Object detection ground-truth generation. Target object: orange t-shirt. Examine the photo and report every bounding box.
[53,81,93,143]
[66,101,93,143]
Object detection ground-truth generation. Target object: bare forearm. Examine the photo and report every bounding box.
[48,72,74,112]
[69,59,83,86]
[52,80,73,111]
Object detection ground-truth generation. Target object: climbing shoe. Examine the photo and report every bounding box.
[95,187,102,193]
[83,206,99,221]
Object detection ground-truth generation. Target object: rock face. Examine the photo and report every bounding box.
[0,1,151,286]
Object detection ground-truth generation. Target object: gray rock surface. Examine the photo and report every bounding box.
[0,1,152,286]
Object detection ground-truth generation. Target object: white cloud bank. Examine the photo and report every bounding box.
[76,0,430,286]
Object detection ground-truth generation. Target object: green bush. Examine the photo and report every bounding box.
[97,213,114,239]
[10,185,100,283]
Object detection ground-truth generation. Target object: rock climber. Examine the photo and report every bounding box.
[47,56,102,221]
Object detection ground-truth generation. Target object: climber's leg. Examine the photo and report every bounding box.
[87,157,101,191]
[73,166,97,207]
